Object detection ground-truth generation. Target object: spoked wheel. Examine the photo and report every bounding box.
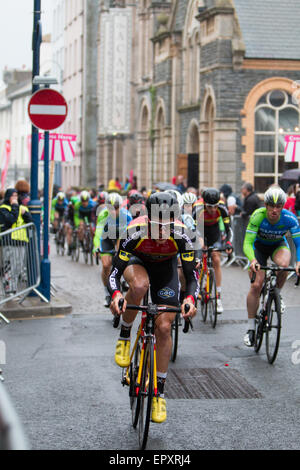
[130,341,141,428]
[265,292,281,364]
[138,341,154,451]
[83,235,89,264]
[254,311,264,353]
[60,234,65,256]
[199,273,208,322]
[170,313,179,362]
[207,269,217,329]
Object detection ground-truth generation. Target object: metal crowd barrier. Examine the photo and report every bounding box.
[0,223,40,306]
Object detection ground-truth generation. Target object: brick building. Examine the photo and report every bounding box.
[98,0,300,193]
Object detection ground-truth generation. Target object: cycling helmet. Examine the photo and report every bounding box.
[264,186,286,206]
[203,188,220,205]
[80,190,90,202]
[97,191,108,205]
[146,191,180,221]
[106,192,123,208]
[165,189,183,209]
[182,192,197,205]
[128,191,144,206]
[57,191,65,201]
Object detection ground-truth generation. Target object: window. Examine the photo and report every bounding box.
[254,90,300,193]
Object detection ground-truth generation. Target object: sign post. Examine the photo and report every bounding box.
[28,80,68,301]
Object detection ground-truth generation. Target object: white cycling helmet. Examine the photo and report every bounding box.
[182,192,197,205]
[106,192,123,208]
[56,191,65,200]
[264,186,286,206]
[165,189,183,209]
[80,190,90,202]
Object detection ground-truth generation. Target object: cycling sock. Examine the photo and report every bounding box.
[157,372,167,398]
[104,286,110,296]
[119,320,133,340]
[248,318,255,330]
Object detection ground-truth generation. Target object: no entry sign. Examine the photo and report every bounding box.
[28,88,68,131]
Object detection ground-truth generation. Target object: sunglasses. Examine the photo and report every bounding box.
[205,203,218,208]
[267,204,283,209]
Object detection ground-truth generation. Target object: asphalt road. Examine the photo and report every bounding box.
[1,242,300,451]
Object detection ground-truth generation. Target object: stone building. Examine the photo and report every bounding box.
[97,0,300,193]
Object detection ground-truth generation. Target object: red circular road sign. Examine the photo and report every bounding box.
[28,88,68,131]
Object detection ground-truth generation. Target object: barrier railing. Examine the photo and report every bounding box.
[0,223,40,306]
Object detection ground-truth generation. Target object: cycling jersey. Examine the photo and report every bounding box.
[93,206,133,253]
[73,199,96,227]
[50,197,68,223]
[193,201,232,245]
[243,207,300,262]
[108,216,200,303]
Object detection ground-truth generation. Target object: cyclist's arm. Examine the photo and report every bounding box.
[243,210,263,262]
[93,209,109,250]
[289,217,300,263]
[180,252,199,304]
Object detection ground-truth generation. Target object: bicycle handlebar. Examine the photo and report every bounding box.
[117,299,193,332]
[250,265,300,286]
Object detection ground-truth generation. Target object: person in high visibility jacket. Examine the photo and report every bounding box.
[0,188,33,241]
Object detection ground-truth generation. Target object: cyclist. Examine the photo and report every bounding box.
[93,192,132,307]
[243,185,300,347]
[193,188,233,314]
[50,191,68,233]
[65,194,80,255]
[127,191,146,219]
[109,192,199,423]
[74,190,96,246]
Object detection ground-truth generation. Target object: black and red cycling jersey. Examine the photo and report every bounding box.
[193,201,232,244]
[108,216,200,303]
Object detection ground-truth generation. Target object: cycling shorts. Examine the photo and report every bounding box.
[254,239,290,266]
[127,256,180,307]
[204,225,222,248]
[100,237,118,256]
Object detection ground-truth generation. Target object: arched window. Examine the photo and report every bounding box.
[254,89,300,192]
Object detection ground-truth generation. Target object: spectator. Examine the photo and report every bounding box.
[15,179,30,206]
[240,182,262,220]
[219,183,242,216]
[176,175,187,194]
[284,183,299,215]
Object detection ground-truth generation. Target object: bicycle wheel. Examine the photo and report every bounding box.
[83,235,89,264]
[170,313,179,362]
[138,340,154,450]
[254,312,264,353]
[60,233,65,256]
[207,269,217,328]
[198,272,208,322]
[130,340,141,428]
[265,291,281,364]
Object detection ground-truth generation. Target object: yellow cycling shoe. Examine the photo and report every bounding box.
[151,397,167,423]
[115,339,131,368]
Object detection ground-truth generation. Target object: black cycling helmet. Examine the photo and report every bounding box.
[203,188,220,205]
[146,191,179,221]
[128,191,144,206]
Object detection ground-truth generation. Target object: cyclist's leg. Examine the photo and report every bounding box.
[272,243,291,289]
[244,242,267,346]
[122,262,150,324]
[78,220,85,242]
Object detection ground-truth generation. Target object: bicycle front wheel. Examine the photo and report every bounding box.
[170,314,179,362]
[130,340,141,428]
[254,312,264,353]
[265,291,281,364]
[207,269,217,329]
[138,340,154,451]
[198,271,208,322]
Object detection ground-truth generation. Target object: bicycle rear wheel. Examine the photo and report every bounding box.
[138,340,154,450]
[207,269,217,328]
[265,291,281,364]
[170,313,179,362]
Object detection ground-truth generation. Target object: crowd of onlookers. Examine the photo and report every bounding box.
[1,173,300,236]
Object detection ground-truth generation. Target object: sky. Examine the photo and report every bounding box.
[0,0,53,76]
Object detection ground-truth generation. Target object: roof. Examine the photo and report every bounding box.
[233,0,300,60]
